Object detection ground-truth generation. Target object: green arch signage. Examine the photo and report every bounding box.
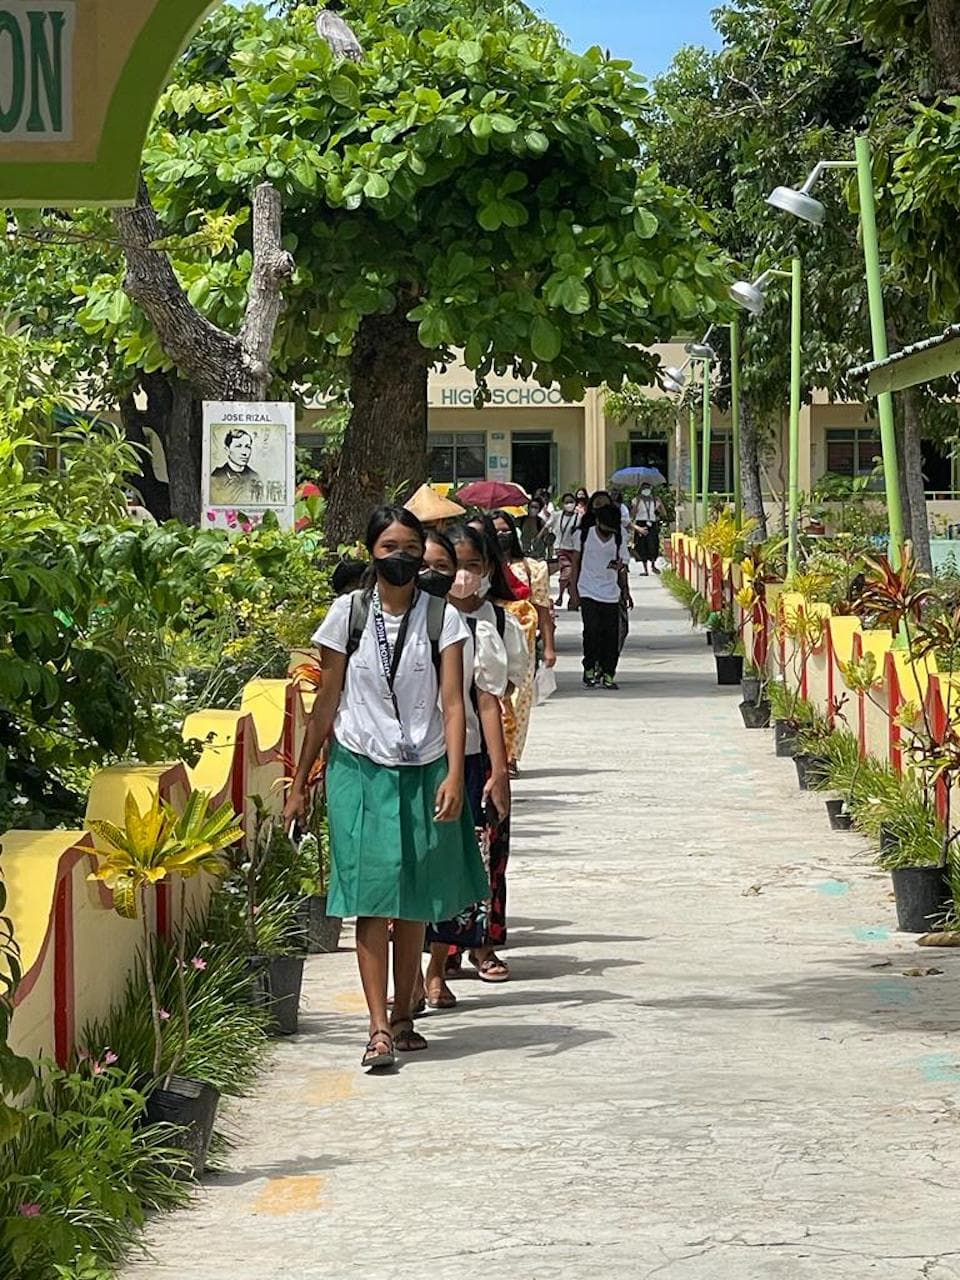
[0,0,220,206]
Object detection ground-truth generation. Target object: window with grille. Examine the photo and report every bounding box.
[825,428,882,479]
[428,432,486,485]
[695,432,733,492]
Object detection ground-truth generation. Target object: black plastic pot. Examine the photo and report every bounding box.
[774,720,799,758]
[715,654,743,685]
[248,954,305,1036]
[712,630,736,655]
[891,865,953,933]
[794,753,829,791]
[739,699,771,729]
[742,675,762,704]
[825,798,854,831]
[297,895,342,955]
[145,1075,220,1178]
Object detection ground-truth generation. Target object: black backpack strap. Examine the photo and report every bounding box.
[492,604,506,639]
[346,589,370,659]
[426,594,446,676]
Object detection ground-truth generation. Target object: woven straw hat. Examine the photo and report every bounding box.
[404,483,466,523]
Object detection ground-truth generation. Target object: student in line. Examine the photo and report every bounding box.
[547,492,581,609]
[569,497,629,690]
[632,485,667,574]
[420,526,514,999]
[284,506,488,1070]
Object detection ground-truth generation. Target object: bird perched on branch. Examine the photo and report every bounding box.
[316,7,363,61]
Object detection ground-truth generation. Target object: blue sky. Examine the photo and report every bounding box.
[538,0,721,79]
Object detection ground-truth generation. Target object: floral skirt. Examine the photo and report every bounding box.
[427,752,510,949]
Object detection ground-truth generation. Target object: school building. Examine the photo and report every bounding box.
[301,343,959,519]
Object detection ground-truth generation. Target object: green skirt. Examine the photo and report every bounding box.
[326,742,489,922]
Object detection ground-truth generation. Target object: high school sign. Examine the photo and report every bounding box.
[0,0,220,206]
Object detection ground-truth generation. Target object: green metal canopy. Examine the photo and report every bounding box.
[851,324,960,397]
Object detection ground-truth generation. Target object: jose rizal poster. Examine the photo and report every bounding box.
[202,402,296,529]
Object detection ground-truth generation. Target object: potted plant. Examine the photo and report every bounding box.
[238,799,306,1037]
[792,714,833,790]
[88,790,243,1175]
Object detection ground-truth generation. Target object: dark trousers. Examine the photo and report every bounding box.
[581,597,621,678]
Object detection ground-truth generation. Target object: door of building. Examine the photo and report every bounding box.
[511,434,556,495]
[628,438,670,477]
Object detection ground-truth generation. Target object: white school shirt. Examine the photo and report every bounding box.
[635,495,658,524]
[577,527,628,604]
[460,618,509,755]
[549,508,581,551]
[465,598,529,688]
[313,591,469,767]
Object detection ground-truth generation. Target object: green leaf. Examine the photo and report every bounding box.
[470,113,493,139]
[633,208,659,239]
[489,114,517,134]
[328,75,361,112]
[524,130,549,155]
[531,316,562,362]
[363,173,390,200]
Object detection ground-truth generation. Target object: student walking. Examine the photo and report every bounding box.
[547,493,581,609]
[569,498,629,690]
[284,506,488,1071]
[421,526,517,999]
[632,485,666,574]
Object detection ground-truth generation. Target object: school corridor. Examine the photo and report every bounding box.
[124,573,960,1279]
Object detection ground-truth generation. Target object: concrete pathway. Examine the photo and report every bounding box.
[126,573,960,1279]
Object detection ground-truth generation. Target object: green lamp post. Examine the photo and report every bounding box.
[766,137,905,567]
[685,336,717,528]
[729,264,802,578]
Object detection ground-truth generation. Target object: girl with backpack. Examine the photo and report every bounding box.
[284,506,488,1071]
[569,495,630,690]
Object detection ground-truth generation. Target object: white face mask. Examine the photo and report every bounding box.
[449,568,481,599]
[478,573,492,598]
[640,488,652,498]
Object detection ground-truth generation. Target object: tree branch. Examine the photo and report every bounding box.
[239,184,295,389]
[113,177,294,403]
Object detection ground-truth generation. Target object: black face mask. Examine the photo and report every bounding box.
[374,551,422,587]
[497,530,515,553]
[418,568,455,598]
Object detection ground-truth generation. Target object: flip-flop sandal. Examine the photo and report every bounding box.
[390,1019,429,1052]
[361,1029,396,1071]
[425,981,458,1010]
[469,952,511,983]
[444,952,464,979]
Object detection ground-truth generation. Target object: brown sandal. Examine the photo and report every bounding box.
[361,1029,396,1070]
[390,1018,428,1052]
[425,977,458,1010]
[469,952,510,983]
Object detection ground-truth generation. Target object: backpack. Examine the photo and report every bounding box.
[345,589,446,676]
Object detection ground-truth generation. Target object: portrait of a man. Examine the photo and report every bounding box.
[209,429,264,506]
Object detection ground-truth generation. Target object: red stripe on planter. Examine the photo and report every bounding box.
[53,871,75,1067]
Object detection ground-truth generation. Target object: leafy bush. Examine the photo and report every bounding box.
[0,1064,189,1278]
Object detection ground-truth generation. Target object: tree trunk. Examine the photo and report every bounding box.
[325,310,429,545]
[120,370,203,524]
[928,0,960,91]
[901,387,932,571]
[120,389,171,521]
[740,398,768,540]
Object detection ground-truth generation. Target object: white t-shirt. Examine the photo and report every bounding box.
[620,502,632,532]
[577,527,628,603]
[461,618,509,756]
[549,508,581,551]
[634,495,658,525]
[466,599,529,687]
[313,592,469,767]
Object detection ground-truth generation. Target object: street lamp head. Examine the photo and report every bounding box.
[729,279,767,315]
[766,184,826,226]
[662,364,686,388]
[661,374,684,395]
[684,341,716,361]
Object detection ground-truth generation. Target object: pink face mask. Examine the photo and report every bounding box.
[449,568,482,599]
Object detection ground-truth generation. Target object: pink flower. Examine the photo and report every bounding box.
[206,511,216,523]
[191,956,207,971]
[240,521,253,534]
[91,1060,104,1075]
[103,1050,118,1066]
[159,1009,171,1022]
[17,1203,41,1218]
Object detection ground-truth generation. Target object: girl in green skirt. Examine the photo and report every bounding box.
[285,506,488,1070]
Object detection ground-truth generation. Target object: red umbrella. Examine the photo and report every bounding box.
[456,480,531,509]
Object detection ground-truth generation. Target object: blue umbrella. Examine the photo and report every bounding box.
[611,466,666,487]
